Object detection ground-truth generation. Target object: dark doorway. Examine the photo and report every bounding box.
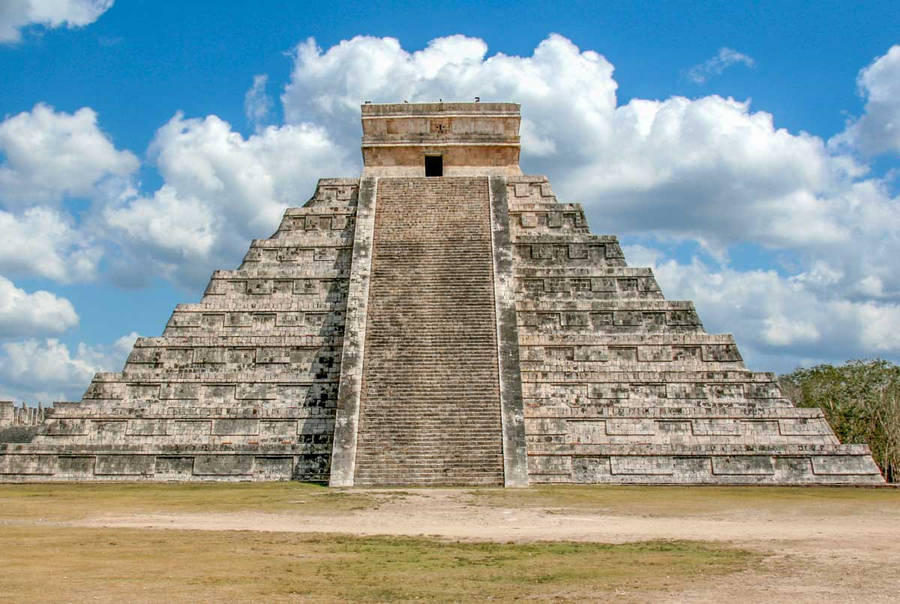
[425,155,443,177]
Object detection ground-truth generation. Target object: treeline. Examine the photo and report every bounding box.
[779,360,900,482]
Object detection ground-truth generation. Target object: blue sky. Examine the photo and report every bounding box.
[1,1,899,401]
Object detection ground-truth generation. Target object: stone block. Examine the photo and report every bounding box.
[160,383,199,399]
[658,421,691,435]
[194,348,226,364]
[193,455,254,476]
[200,384,234,401]
[57,456,95,476]
[707,384,744,399]
[745,382,780,398]
[127,419,168,436]
[606,419,656,435]
[527,455,571,475]
[568,243,588,259]
[572,456,611,482]
[608,347,637,362]
[236,383,274,400]
[213,419,259,436]
[742,421,780,436]
[227,348,256,364]
[610,456,674,475]
[704,344,742,362]
[260,421,298,436]
[155,456,194,476]
[293,454,330,480]
[779,418,832,435]
[589,383,630,399]
[93,421,127,438]
[574,346,607,362]
[172,420,211,435]
[567,420,605,443]
[692,419,741,436]
[712,456,775,475]
[277,384,310,402]
[255,457,293,478]
[672,456,711,477]
[638,346,671,362]
[631,384,666,399]
[44,419,87,436]
[95,455,155,476]
[667,383,707,399]
[773,456,813,481]
[0,454,56,475]
[671,346,702,362]
[126,384,161,399]
[591,277,617,292]
[811,455,881,475]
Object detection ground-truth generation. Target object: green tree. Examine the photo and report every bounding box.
[779,360,900,482]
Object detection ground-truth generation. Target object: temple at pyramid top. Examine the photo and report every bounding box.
[361,101,522,177]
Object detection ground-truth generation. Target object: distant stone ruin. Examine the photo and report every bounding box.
[0,102,884,485]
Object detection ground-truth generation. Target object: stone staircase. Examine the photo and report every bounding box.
[353,177,505,486]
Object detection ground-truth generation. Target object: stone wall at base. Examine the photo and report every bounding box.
[0,447,319,481]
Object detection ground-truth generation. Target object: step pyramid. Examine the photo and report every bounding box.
[0,102,884,485]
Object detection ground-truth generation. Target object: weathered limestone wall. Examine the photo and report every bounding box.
[505,174,883,484]
[0,179,360,482]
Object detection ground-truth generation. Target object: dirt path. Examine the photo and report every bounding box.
[72,488,900,602]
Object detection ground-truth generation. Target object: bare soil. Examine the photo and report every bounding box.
[65,485,900,602]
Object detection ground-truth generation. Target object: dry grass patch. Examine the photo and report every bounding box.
[469,485,900,518]
[0,525,759,602]
[0,482,374,521]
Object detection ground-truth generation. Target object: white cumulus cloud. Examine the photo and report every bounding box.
[102,112,353,287]
[830,45,900,156]
[0,331,137,402]
[0,0,114,43]
[0,103,138,208]
[0,207,101,282]
[0,275,78,337]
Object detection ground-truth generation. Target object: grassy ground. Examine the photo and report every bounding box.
[0,525,757,602]
[0,481,375,520]
[0,482,769,602]
[469,484,900,518]
[5,483,897,601]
